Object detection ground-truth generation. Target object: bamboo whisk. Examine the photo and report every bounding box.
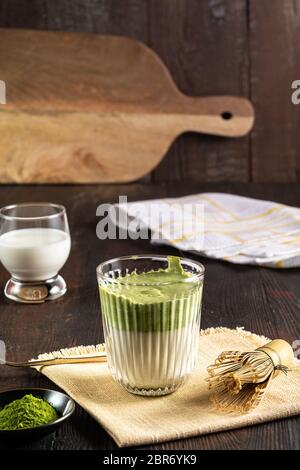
[207,339,294,413]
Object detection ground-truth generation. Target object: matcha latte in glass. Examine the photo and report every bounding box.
[97,255,204,396]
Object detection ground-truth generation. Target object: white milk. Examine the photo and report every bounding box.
[0,228,71,281]
[105,324,199,393]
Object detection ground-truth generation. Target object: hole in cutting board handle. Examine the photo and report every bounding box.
[221,111,233,120]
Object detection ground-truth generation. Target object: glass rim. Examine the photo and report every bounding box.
[0,203,66,222]
[96,254,205,286]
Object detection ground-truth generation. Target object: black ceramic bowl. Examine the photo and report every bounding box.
[0,388,75,442]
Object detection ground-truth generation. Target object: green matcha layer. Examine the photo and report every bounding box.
[99,256,203,332]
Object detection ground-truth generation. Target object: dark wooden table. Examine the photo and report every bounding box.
[0,182,299,450]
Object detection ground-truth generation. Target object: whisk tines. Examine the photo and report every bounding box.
[207,339,294,413]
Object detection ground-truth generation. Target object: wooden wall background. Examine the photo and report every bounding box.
[1,0,300,184]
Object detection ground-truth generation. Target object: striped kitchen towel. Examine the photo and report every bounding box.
[117,193,300,268]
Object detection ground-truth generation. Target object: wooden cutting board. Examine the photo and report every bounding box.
[0,28,254,183]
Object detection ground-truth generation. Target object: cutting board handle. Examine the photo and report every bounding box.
[178,95,254,137]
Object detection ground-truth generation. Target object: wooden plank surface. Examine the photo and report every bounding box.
[249,0,300,183]
[1,0,300,184]
[0,27,253,183]
[0,182,299,450]
[0,0,251,184]
[148,0,250,183]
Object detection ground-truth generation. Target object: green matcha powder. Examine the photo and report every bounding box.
[0,394,58,430]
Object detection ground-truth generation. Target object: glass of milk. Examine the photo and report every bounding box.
[0,203,71,303]
[97,255,204,396]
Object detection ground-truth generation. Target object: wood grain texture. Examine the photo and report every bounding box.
[249,0,300,183]
[0,28,253,183]
[0,0,299,184]
[0,0,255,184]
[0,183,299,450]
[148,0,250,183]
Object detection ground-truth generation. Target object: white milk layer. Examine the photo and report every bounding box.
[105,324,199,391]
[0,228,71,281]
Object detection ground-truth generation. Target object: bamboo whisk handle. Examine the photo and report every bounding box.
[257,339,294,368]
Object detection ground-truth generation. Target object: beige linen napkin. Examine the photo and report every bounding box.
[37,327,300,447]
